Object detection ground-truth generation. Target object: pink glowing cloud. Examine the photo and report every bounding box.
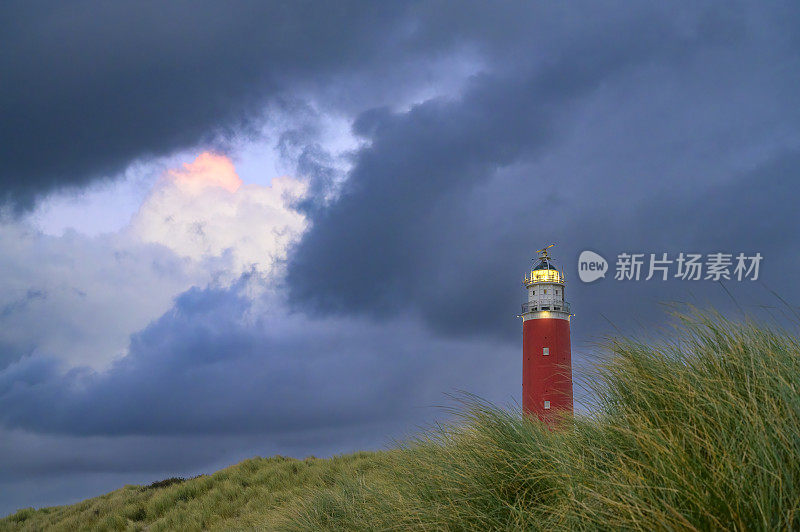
[131,150,308,279]
[167,152,243,194]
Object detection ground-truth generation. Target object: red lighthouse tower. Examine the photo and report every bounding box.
[521,245,573,422]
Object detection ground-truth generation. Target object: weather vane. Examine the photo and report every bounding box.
[535,243,555,261]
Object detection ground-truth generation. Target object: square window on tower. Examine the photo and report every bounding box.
[544,400,551,409]
[543,347,549,356]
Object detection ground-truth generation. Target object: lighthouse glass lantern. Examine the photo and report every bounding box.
[521,245,574,422]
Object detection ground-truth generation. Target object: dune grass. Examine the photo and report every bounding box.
[3,309,799,530]
[0,452,391,531]
[286,310,800,530]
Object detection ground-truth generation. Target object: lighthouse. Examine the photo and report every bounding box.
[521,245,573,422]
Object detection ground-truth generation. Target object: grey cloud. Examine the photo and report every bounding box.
[0,223,208,370]
[286,3,768,339]
[0,275,516,437]
[0,289,46,319]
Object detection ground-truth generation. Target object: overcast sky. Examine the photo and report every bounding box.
[2,0,800,515]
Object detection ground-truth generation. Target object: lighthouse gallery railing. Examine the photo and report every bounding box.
[521,301,571,314]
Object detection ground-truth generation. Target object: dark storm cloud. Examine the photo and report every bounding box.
[287,3,795,339]
[0,1,419,208]
[0,1,753,209]
[564,148,800,346]
[648,150,800,254]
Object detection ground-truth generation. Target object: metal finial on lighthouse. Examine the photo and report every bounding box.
[521,244,574,423]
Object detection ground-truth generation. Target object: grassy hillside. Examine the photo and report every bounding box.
[3,309,800,530]
[0,452,393,531]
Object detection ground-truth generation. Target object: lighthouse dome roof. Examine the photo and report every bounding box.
[533,258,558,271]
